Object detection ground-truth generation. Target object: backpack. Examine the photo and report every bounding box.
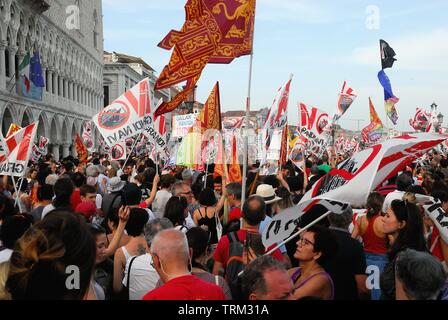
[224,232,245,300]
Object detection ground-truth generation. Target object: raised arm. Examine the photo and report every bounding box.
[145,174,160,206]
[104,206,130,257]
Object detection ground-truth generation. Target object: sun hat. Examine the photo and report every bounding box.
[256,184,282,205]
[107,176,126,193]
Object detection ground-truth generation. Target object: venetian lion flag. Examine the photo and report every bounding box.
[75,134,88,165]
[361,98,384,143]
[0,122,38,177]
[196,82,222,132]
[154,0,256,117]
[378,69,399,125]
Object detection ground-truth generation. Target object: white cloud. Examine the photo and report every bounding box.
[352,28,448,71]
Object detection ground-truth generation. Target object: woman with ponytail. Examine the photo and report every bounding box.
[6,209,96,300]
[352,192,388,300]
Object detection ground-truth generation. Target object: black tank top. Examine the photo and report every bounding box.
[197,207,218,244]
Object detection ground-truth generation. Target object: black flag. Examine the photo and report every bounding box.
[380,39,397,69]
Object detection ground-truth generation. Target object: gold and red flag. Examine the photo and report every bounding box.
[196,82,222,132]
[154,0,256,117]
[191,82,222,170]
[228,134,242,183]
[75,134,88,165]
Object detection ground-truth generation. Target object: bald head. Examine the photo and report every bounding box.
[151,229,190,268]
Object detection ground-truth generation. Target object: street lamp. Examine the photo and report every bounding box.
[431,102,438,112]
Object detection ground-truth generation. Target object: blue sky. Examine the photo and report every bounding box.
[102,0,448,131]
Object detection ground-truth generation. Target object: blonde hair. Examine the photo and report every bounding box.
[402,192,417,204]
[0,262,11,300]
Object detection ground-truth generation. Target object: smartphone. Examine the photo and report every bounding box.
[246,232,264,256]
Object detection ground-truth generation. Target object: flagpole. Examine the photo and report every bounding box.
[241,52,254,206]
[204,161,209,189]
[11,176,23,213]
[123,132,142,168]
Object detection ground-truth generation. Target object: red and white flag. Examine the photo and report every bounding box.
[299,103,330,140]
[336,81,357,118]
[263,132,448,248]
[409,108,431,132]
[262,77,292,164]
[0,122,38,177]
[93,78,151,146]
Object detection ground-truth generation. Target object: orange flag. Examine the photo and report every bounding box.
[228,134,242,183]
[279,125,288,167]
[154,0,256,117]
[198,82,222,131]
[75,134,88,165]
[193,82,222,171]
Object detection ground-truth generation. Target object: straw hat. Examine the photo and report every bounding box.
[256,184,282,204]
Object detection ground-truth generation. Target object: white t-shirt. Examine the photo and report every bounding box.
[185,213,197,229]
[382,190,405,213]
[0,248,13,264]
[41,204,56,220]
[152,190,172,219]
[95,194,103,209]
[122,253,160,300]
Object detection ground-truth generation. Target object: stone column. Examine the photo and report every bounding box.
[62,143,70,158]
[74,83,78,103]
[0,41,6,90]
[64,79,69,99]
[52,72,58,95]
[8,46,17,81]
[51,144,60,161]
[58,76,63,97]
[47,69,53,94]
[41,66,47,91]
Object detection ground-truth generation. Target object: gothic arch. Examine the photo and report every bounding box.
[36,111,49,140]
[61,117,69,143]
[20,107,34,127]
[49,115,61,144]
[1,105,16,136]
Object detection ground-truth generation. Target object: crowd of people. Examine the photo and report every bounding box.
[0,150,448,300]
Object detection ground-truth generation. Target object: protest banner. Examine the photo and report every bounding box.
[262,133,448,248]
[0,123,38,177]
[92,78,151,146]
[172,114,196,138]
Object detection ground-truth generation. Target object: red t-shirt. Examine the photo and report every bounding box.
[214,229,284,266]
[71,188,82,211]
[142,275,225,300]
[228,207,241,222]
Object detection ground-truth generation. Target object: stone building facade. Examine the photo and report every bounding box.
[103,51,172,132]
[0,0,104,160]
